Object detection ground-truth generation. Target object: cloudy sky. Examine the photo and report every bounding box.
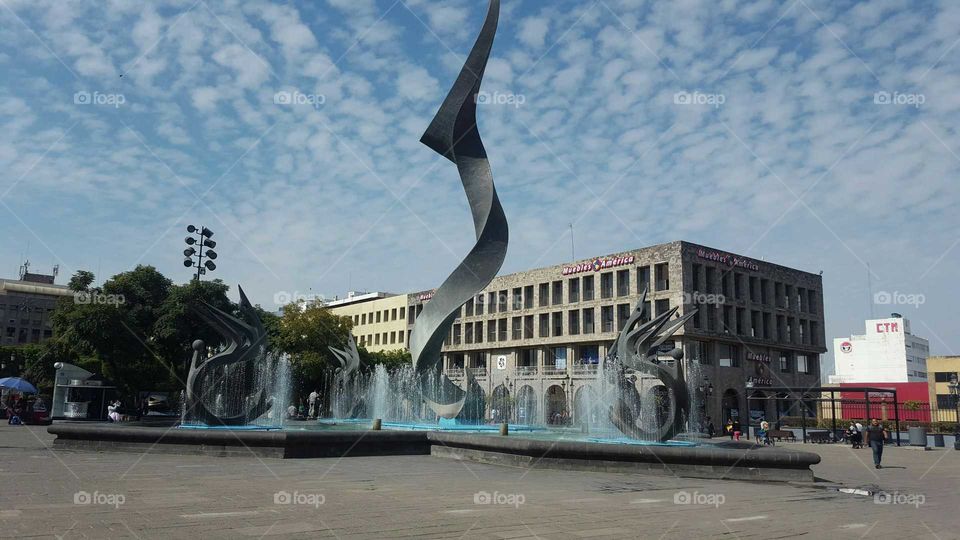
[1,0,958,375]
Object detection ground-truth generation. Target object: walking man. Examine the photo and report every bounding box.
[865,418,888,469]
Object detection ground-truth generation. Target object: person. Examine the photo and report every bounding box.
[759,420,773,446]
[865,418,888,469]
[855,421,864,448]
[706,417,715,438]
[732,418,742,441]
[286,403,297,419]
[107,400,122,423]
[308,389,319,418]
[725,418,734,439]
[849,422,862,449]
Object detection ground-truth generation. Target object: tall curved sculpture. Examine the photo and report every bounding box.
[606,289,697,441]
[186,286,272,426]
[328,333,361,379]
[411,0,507,419]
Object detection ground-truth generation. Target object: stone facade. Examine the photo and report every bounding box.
[0,276,72,347]
[406,240,827,428]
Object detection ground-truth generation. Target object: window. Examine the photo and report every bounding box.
[399,330,404,343]
[376,311,381,323]
[934,372,958,383]
[601,306,614,332]
[694,341,711,365]
[538,283,549,307]
[760,279,769,305]
[691,264,701,292]
[524,285,534,309]
[735,307,745,335]
[475,294,484,316]
[390,331,396,344]
[539,313,550,338]
[719,344,740,367]
[475,321,483,342]
[796,354,811,374]
[807,290,817,313]
[751,310,761,338]
[654,263,669,290]
[616,303,631,330]
[704,267,716,294]
[464,298,474,317]
[638,266,651,293]
[465,323,473,344]
[568,278,580,303]
[523,315,534,339]
[391,308,398,321]
[512,317,522,340]
[400,307,406,320]
[600,272,613,298]
[361,313,367,325]
[499,290,508,312]
[616,269,630,296]
[937,394,958,408]
[488,292,498,314]
[498,318,507,341]
[375,334,381,345]
[552,312,563,336]
[512,288,523,311]
[568,310,580,335]
[655,299,670,317]
[552,281,563,305]
[779,352,791,373]
[487,320,497,342]
[734,272,743,299]
[582,308,595,334]
[582,275,595,300]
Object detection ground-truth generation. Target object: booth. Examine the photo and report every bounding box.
[52,362,117,420]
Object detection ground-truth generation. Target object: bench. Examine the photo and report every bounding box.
[807,431,833,443]
[767,430,796,442]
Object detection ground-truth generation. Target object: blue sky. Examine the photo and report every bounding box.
[1,0,958,376]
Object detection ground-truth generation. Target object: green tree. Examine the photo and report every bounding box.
[67,270,95,292]
[360,348,411,371]
[277,302,353,398]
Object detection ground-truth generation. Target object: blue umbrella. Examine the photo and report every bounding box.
[0,377,38,394]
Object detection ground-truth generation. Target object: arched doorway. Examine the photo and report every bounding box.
[490,384,512,423]
[516,385,537,425]
[721,389,741,425]
[545,385,567,425]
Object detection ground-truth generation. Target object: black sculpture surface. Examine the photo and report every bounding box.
[410,0,507,419]
[606,289,696,442]
[186,286,272,426]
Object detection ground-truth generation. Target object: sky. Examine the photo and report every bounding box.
[1,0,958,378]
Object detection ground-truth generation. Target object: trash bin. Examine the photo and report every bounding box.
[933,433,945,448]
[908,426,927,447]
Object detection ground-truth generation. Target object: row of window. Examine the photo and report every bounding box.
[3,327,52,344]
[352,306,407,327]
[446,345,603,370]
[445,300,674,346]
[935,394,959,408]
[690,341,816,375]
[358,329,405,348]
[691,305,820,346]
[933,371,959,383]
[691,263,818,313]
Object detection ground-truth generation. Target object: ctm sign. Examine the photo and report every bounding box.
[876,322,900,333]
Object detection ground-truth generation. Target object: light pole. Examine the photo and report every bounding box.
[183,225,217,281]
[950,374,959,450]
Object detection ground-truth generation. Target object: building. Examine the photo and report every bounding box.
[0,271,73,347]
[325,292,409,353]
[927,356,960,422]
[830,315,929,383]
[406,240,826,426]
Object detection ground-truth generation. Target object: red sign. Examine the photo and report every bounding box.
[840,341,852,353]
[562,255,635,275]
[417,292,434,302]
[876,322,899,333]
[696,248,760,272]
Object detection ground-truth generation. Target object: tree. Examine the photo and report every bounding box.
[152,278,233,380]
[67,270,95,292]
[277,302,353,398]
[360,348,411,371]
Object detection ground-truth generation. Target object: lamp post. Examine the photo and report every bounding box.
[950,374,960,450]
[183,225,217,281]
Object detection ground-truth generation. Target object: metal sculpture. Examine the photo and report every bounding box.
[606,289,697,442]
[410,0,507,419]
[186,286,272,426]
[328,333,361,379]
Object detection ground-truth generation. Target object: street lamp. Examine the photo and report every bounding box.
[949,374,959,450]
[184,225,217,281]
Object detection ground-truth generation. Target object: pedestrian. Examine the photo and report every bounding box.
[855,421,864,448]
[865,418,888,469]
[706,416,715,438]
[308,389,319,418]
[759,420,773,446]
[725,418,734,439]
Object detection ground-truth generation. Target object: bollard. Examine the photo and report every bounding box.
[372,418,382,431]
[499,422,508,436]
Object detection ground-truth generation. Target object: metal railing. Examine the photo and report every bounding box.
[515,366,538,377]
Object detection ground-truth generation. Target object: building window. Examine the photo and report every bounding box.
[934,372,959,383]
[582,275,595,301]
[734,273,743,299]
[600,272,613,299]
[475,321,483,343]
[524,285,534,309]
[641,301,651,323]
[807,289,817,313]
[616,303,631,330]
[465,323,473,344]
[760,279,769,305]
[654,263,669,291]
[719,344,739,367]
[552,281,563,305]
[538,283,549,307]
[568,310,580,335]
[638,265,651,293]
[796,354,811,374]
[655,299,670,317]
[464,298,474,317]
[375,334,380,345]
[539,313,549,338]
[376,311,381,323]
[578,345,600,364]
[568,278,580,303]
[523,315,533,339]
[488,291,498,314]
[392,308,398,321]
[582,308,595,334]
[779,352,791,373]
[601,306,614,332]
[512,317,522,340]
[691,264,701,292]
[552,312,563,337]
[499,290,508,312]
[390,331,397,344]
[361,313,367,325]
[616,269,630,296]
[937,394,958,408]
[487,320,497,342]
[512,288,523,311]
[399,330,404,343]
[498,318,507,341]
[695,341,711,365]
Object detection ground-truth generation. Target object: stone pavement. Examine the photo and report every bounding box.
[1,425,958,539]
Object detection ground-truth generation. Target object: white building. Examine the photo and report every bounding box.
[829,315,930,383]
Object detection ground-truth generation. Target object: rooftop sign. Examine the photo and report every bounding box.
[562,255,635,275]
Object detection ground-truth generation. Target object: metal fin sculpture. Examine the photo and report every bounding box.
[328,333,361,379]
[606,289,697,442]
[411,0,507,419]
[186,286,272,426]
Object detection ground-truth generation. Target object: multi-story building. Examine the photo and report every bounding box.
[927,356,960,422]
[830,316,930,383]
[406,241,826,426]
[325,292,409,353]
[0,272,73,347]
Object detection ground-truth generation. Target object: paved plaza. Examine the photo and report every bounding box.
[1,425,958,539]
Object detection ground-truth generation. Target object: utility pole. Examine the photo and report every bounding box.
[183,225,218,281]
